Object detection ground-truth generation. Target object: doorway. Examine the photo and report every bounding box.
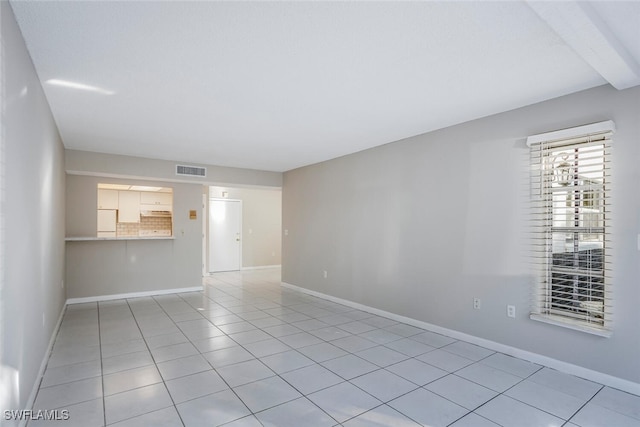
[208,198,242,272]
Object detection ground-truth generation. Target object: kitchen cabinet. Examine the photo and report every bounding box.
[140,192,172,210]
[97,209,116,238]
[118,191,140,223]
[97,189,118,209]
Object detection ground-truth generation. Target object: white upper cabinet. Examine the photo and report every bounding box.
[97,189,118,209]
[118,191,141,223]
[140,192,172,206]
[140,191,172,212]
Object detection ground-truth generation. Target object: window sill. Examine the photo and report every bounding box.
[530,314,612,338]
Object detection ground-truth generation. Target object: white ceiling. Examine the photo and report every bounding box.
[10,1,640,173]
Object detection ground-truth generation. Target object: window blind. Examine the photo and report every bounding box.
[528,121,614,333]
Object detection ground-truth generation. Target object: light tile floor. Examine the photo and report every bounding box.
[30,269,640,426]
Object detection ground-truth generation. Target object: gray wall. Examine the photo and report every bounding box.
[1,1,66,417]
[66,175,202,298]
[64,149,283,299]
[209,186,282,269]
[282,84,640,385]
[66,149,282,188]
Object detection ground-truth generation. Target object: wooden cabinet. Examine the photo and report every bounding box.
[97,189,118,209]
[118,191,140,223]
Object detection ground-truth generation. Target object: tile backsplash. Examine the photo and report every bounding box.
[140,216,172,232]
[116,216,172,237]
[116,222,139,237]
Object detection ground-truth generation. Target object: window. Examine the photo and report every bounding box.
[528,121,614,335]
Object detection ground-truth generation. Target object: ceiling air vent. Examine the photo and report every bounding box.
[176,165,206,177]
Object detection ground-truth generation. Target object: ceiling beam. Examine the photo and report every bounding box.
[527,1,640,90]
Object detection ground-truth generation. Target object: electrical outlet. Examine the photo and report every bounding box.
[473,298,481,310]
[507,305,516,318]
[284,229,289,236]
[323,270,328,279]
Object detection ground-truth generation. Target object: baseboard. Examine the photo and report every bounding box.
[66,286,203,305]
[281,281,640,396]
[241,264,281,271]
[21,303,67,427]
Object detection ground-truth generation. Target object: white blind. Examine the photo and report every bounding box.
[528,121,614,332]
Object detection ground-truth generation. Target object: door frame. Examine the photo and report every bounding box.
[208,197,243,273]
[202,193,207,276]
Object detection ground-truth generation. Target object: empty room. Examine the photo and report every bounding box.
[1,1,639,427]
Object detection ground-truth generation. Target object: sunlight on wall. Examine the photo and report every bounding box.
[0,365,19,416]
[0,12,14,415]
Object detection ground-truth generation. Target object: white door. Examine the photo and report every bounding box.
[209,199,241,272]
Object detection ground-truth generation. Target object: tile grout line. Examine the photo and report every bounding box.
[277,304,542,426]
[124,297,186,427]
[42,271,638,427]
[563,384,605,426]
[192,288,452,424]
[132,294,420,422]
[454,359,566,426]
[172,292,262,425]
[97,301,107,427]
[215,272,640,423]
[175,290,349,426]
[179,299,342,425]
[218,275,478,424]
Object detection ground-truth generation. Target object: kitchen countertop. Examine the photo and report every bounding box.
[65,236,175,241]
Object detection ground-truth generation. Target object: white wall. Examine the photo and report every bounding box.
[282,84,640,388]
[208,186,282,269]
[1,1,66,419]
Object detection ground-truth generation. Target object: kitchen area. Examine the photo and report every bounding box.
[64,175,203,300]
[97,183,173,239]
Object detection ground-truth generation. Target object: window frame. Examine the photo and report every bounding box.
[527,121,614,337]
